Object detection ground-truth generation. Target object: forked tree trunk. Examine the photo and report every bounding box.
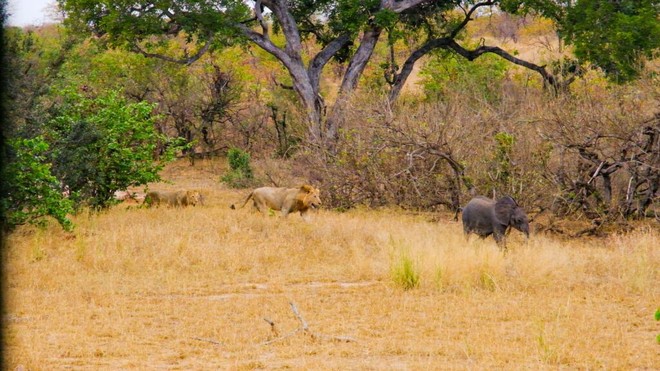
[325,26,382,143]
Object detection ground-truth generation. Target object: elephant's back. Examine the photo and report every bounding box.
[462,197,496,233]
[463,197,495,216]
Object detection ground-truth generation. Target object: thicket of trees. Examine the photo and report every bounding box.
[1,0,658,231]
[57,0,659,141]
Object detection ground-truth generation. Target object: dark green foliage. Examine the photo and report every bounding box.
[59,0,251,51]
[560,0,660,82]
[501,0,659,82]
[1,137,74,230]
[48,89,183,210]
[4,26,78,140]
[228,147,253,177]
[420,51,509,102]
[500,0,565,20]
[221,147,254,188]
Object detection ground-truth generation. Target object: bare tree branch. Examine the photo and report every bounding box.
[255,0,269,34]
[327,25,383,141]
[382,0,435,13]
[131,37,213,66]
[388,36,562,102]
[309,33,352,92]
[446,40,556,86]
[450,1,495,39]
[261,0,304,60]
[235,24,293,68]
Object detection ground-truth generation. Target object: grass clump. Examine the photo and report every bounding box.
[391,253,420,290]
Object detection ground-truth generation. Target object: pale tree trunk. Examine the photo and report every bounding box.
[235,0,434,146]
[326,26,382,142]
[238,1,355,143]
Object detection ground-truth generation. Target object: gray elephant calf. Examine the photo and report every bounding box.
[461,196,529,248]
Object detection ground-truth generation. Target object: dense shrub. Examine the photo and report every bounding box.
[221,147,254,188]
[49,89,183,210]
[1,137,74,230]
[300,76,657,227]
[419,50,509,103]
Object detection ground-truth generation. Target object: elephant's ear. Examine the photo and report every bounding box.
[494,196,518,225]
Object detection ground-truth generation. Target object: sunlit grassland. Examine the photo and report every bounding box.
[3,160,659,369]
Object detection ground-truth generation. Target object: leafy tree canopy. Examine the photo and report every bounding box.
[561,0,660,82]
[502,0,660,82]
[57,0,659,142]
[58,0,659,81]
[59,0,252,63]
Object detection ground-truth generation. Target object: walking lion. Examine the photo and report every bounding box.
[232,184,321,219]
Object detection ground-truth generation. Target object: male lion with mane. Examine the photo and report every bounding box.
[145,190,203,207]
[233,184,321,219]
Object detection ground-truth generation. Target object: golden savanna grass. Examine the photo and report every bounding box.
[4,159,659,369]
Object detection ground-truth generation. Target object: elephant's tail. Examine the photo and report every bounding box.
[453,207,463,222]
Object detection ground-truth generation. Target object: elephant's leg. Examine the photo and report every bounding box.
[493,232,507,251]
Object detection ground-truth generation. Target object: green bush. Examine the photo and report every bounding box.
[420,50,509,102]
[1,137,74,231]
[221,147,254,188]
[49,89,183,210]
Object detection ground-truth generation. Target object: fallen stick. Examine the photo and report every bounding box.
[289,302,309,331]
[191,337,223,346]
[259,301,357,345]
[259,328,301,346]
[263,317,279,337]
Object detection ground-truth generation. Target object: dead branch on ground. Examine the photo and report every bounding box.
[260,302,357,345]
[191,337,223,346]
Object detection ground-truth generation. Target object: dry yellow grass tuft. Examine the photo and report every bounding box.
[4,160,659,369]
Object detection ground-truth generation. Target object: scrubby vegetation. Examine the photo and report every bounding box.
[3,161,658,369]
[2,4,659,367]
[3,4,657,232]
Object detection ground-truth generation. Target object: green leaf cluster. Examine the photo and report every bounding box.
[59,0,251,50]
[656,308,660,344]
[221,147,254,188]
[560,0,660,82]
[391,253,420,290]
[1,137,74,231]
[420,50,509,102]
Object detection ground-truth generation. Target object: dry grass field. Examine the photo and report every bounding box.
[3,159,659,370]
